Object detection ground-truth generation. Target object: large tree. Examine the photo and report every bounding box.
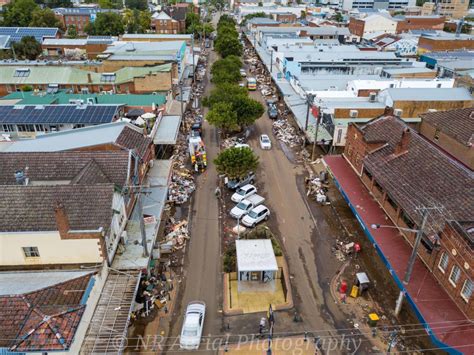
[214,147,259,180]
[85,12,125,36]
[215,35,242,57]
[12,36,42,60]
[2,0,38,27]
[125,0,147,10]
[206,102,239,132]
[204,83,264,128]
[67,25,78,38]
[30,8,65,30]
[211,55,242,84]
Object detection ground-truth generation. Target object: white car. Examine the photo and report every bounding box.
[240,68,247,77]
[259,134,272,150]
[180,301,206,350]
[231,184,257,203]
[242,205,270,227]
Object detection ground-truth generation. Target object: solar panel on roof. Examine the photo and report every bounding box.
[0,105,119,125]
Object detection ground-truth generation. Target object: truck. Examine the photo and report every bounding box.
[189,135,207,172]
[230,194,265,219]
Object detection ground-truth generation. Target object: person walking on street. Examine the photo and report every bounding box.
[215,186,221,199]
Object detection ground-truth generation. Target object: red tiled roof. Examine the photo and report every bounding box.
[115,126,152,161]
[420,107,474,146]
[0,274,92,352]
[359,115,474,233]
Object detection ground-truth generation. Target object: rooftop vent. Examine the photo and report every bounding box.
[369,92,377,102]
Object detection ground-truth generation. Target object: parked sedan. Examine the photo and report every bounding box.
[180,301,206,350]
[231,184,257,203]
[242,205,270,227]
[240,68,247,77]
[259,134,272,150]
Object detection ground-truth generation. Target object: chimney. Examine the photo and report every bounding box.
[54,202,70,238]
[384,106,394,116]
[394,128,410,156]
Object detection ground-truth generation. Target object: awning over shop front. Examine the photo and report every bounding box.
[153,115,181,145]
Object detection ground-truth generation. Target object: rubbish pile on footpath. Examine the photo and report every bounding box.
[272,119,302,148]
[159,218,190,254]
[305,170,329,204]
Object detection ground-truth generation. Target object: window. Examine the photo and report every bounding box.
[100,73,116,83]
[461,279,472,303]
[449,265,461,287]
[14,68,31,77]
[23,247,40,258]
[438,252,449,273]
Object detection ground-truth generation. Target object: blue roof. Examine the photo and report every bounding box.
[0,104,122,125]
[0,27,58,48]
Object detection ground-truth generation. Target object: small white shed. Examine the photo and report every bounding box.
[236,239,278,292]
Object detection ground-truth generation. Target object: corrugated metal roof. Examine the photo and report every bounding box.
[386,87,472,101]
[153,115,181,144]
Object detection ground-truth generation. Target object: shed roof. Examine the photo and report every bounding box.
[236,239,278,272]
[153,115,181,145]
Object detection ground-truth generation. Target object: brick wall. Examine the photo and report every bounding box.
[432,222,473,318]
[396,17,445,33]
[349,18,365,38]
[152,19,181,34]
[418,36,474,53]
[420,120,474,169]
[334,107,386,119]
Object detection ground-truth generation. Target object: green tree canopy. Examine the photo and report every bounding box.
[35,0,72,8]
[242,12,268,25]
[2,0,38,27]
[204,83,264,128]
[85,12,125,36]
[12,36,42,60]
[67,25,78,38]
[211,55,242,84]
[214,147,259,180]
[125,0,147,10]
[206,102,239,132]
[30,8,65,30]
[215,34,242,57]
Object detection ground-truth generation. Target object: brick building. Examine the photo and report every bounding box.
[436,0,470,19]
[273,12,297,23]
[42,37,116,59]
[418,33,474,53]
[395,15,446,33]
[152,11,182,34]
[53,7,120,35]
[343,115,473,317]
[419,107,474,170]
[0,63,173,96]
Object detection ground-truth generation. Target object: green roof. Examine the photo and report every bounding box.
[0,63,172,85]
[1,91,167,106]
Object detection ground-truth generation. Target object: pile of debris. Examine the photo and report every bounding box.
[221,136,247,149]
[305,174,329,204]
[160,219,190,254]
[168,167,195,204]
[272,119,302,147]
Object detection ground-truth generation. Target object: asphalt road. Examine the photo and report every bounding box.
[165,15,223,354]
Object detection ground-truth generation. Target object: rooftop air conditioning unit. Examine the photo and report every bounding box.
[350,110,358,118]
[369,92,377,102]
[428,109,437,113]
[394,109,403,117]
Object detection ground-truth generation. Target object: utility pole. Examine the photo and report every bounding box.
[270,50,273,73]
[136,190,149,257]
[395,208,430,315]
[179,82,184,120]
[304,94,314,131]
[311,112,321,161]
[191,36,195,84]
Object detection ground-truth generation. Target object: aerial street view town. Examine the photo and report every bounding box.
[0,0,473,352]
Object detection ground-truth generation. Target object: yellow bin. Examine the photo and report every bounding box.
[368,313,379,327]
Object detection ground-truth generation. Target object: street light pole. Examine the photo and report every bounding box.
[394,209,429,315]
[270,50,273,73]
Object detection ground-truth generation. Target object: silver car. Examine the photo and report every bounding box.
[180,301,206,350]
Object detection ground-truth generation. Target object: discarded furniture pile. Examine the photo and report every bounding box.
[272,119,302,148]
